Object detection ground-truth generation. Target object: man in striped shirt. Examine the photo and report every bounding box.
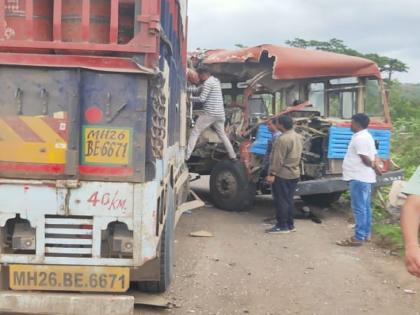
[186,67,236,160]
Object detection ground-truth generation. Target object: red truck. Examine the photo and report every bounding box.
[0,1,199,314]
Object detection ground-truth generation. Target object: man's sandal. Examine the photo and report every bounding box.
[336,237,363,247]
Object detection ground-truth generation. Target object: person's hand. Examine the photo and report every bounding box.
[373,158,384,176]
[373,165,383,176]
[405,245,420,277]
[265,175,275,186]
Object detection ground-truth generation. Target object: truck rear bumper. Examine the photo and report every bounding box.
[0,291,134,315]
[296,170,404,196]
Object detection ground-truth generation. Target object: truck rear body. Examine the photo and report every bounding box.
[0,0,195,295]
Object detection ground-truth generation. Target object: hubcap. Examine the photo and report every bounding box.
[215,171,237,197]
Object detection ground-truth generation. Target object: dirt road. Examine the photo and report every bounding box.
[136,178,420,315]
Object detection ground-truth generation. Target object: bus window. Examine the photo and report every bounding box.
[365,79,383,116]
[224,95,232,107]
[329,92,340,117]
[249,95,269,118]
[342,91,356,119]
[236,94,244,105]
[309,83,325,115]
[274,91,283,113]
[286,85,300,105]
[330,77,358,85]
[261,94,274,115]
[328,91,356,118]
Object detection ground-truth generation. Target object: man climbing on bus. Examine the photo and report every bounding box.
[186,67,236,161]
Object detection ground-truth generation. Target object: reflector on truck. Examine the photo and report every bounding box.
[0,115,68,167]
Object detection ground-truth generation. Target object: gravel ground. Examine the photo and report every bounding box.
[136,177,420,315]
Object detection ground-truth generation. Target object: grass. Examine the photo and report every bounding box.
[371,188,405,254]
[373,224,404,253]
[337,187,405,254]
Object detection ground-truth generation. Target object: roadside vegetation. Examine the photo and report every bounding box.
[372,80,420,252]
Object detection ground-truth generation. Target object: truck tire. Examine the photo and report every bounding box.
[137,186,175,293]
[210,160,256,211]
[301,192,343,207]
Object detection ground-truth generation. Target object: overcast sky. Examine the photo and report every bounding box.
[188,0,420,83]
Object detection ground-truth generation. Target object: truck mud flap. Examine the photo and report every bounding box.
[175,190,205,225]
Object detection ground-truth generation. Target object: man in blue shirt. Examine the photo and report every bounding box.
[261,119,282,177]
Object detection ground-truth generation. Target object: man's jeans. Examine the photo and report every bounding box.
[272,177,299,229]
[187,114,236,159]
[349,180,373,241]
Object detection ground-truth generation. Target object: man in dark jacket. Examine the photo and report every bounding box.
[265,115,303,234]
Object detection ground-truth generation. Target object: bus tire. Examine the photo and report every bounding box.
[210,160,256,211]
[301,192,343,207]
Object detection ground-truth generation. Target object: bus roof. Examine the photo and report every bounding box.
[202,44,381,80]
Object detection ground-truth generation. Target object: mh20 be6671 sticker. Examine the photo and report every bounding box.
[83,126,132,165]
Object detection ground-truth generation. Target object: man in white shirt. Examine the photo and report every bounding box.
[337,113,382,246]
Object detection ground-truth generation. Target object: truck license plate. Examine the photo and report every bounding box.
[82,126,132,165]
[9,265,129,292]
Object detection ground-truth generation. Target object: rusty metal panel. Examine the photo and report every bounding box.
[203,45,381,81]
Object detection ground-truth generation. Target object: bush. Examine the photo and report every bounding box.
[370,81,419,251]
[389,81,420,177]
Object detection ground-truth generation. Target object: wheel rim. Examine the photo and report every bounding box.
[215,171,238,197]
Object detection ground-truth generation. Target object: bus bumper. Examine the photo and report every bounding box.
[296,170,404,196]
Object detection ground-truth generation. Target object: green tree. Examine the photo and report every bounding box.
[388,81,420,177]
[285,38,408,80]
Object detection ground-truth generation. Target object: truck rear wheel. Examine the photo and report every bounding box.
[137,186,175,293]
[301,192,343,207]
[210,160,256,211]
